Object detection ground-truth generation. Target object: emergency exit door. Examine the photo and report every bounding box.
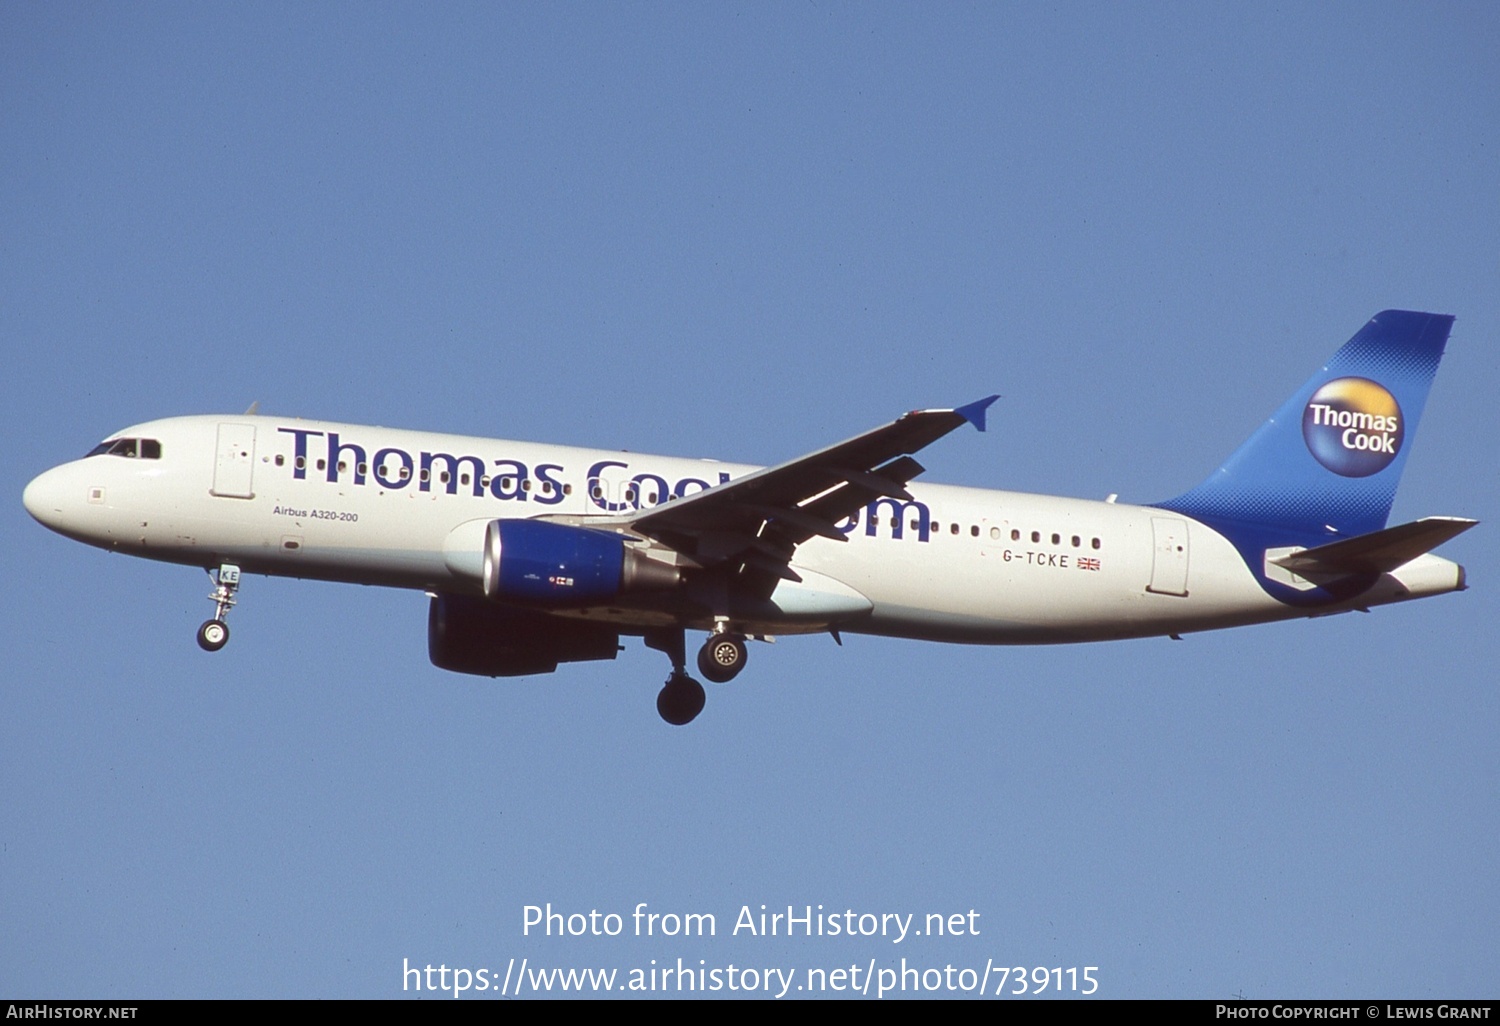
[1147,516,1190,596]
[211,423,257,499]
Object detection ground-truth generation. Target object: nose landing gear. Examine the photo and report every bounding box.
[196,564,240,652]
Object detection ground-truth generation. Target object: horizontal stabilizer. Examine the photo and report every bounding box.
[1270,517,1477,576]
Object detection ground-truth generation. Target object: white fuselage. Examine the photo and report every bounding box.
[23,415,1465,645]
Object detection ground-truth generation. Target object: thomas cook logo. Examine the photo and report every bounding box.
[1302,377,1403,477]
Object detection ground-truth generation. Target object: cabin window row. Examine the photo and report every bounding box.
[881,515,1102,549]
[272,453,572,495]
[590,483,675,505]
[1001,527,1102,549]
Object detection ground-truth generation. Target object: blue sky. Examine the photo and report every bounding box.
[3,2,1496,999]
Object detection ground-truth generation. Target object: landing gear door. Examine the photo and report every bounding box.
[1147,516,1190,596]
[211,423,257,499]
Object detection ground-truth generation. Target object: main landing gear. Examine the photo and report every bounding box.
[697,632,747,684]
[646,628,704,726]
[656,672,706,726]
[196,563,240,652]
[646,626,750,725]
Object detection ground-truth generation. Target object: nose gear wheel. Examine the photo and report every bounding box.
[197,564,240,652]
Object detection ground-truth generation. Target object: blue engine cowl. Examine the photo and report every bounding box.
[481,519,680,604]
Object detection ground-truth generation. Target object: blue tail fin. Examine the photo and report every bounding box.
[1156,310,1453,539]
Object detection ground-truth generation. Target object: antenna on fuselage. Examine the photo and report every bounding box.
[243,401,260,416]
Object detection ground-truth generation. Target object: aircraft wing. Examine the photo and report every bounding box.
[550,396,997,586]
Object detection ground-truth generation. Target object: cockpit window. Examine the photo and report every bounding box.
[84,438,162,459]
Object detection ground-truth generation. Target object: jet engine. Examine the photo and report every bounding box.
[427,593,620,677]
[480,519,679,603]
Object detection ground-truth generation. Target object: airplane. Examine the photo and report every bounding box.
[23,310,1475,725]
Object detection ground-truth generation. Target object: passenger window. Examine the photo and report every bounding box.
[1030,531,1040,543]
[317,459,326,471]
[275,454,285,467]
[990,527,1001,540]
[563,483,573,496]
[1051,533,1060,545]
[295,456,306,470]
[1011,529,1020,541]
[970,525,979,537]
[1072,535,1080,547]
[1092,538,1101,550]
[950,523,959,535]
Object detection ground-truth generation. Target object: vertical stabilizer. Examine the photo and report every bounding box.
[1156,310,1452,539]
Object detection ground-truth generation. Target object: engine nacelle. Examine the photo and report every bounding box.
[481,519,679,604]
[428,593,619,677]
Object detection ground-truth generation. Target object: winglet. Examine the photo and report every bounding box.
[954,395,1000,432]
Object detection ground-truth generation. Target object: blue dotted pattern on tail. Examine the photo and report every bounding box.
[1153,310,1452,606]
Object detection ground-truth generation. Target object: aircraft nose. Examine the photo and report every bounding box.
[23,465,82,533]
